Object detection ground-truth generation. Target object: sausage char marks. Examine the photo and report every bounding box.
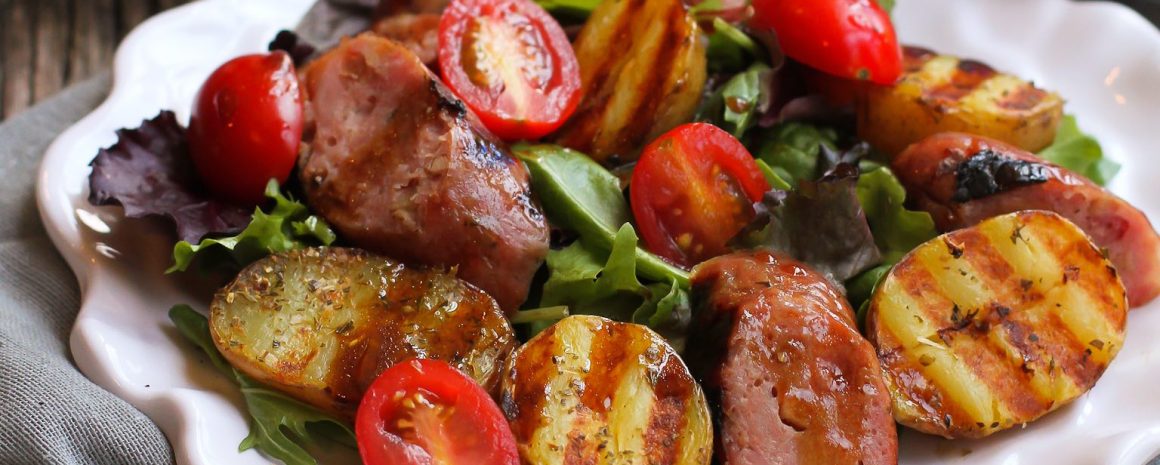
[501,315,712,465]
[857,46,1063,155]
[686,251,897,465]
[298,34,550,312]
[866,211,1127,438]
[893,132,1160,307]
[209,247,516,419]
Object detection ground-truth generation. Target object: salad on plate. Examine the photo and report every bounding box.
[82,0,1160,464]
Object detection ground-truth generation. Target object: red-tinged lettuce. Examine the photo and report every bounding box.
[88,111,251,243]
[732,164,883,285]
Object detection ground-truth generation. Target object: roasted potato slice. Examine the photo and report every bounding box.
[550,0,707,164]
[210,247,516,418]
[866,211,1127,438]
[501,315,712,465]
[857,46,1063,156]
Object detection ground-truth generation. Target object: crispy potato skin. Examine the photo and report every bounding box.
[686,251,898,465]
[500,315,712,465]
[550,0,707,164]
[866,211,1127,438]
[893,132,1160,307]
[857,46,1062,156]
[209,247,516,419]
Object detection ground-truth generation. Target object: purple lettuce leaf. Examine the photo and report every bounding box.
[88,111,251,243]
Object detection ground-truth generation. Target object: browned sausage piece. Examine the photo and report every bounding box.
[687,250,897,465]
[299,34,550,312]
[369,13,439,68]
[893,132,1160,307]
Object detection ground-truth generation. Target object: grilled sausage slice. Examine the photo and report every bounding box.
[299,34,550,312]
[687,251,897,465]
[893,132,1160,307]
[866,211,1127,438]
[370,13,439,67]
[210,247,516,419]
[501,315,713,465]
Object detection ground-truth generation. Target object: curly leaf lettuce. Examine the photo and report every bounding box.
[755,122,839,188]
[169,305,354,465]
[169,180,336,273]
[1037,114,1119,186]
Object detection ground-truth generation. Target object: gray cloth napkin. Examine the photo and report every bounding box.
[1,1,1158,465]
[0,73,174,464]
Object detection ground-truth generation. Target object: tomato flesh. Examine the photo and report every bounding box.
[631,123,770,268]
[187,51,303,206]
[750,0,902,84]
[356,359,519,465]
[438,0,581,141]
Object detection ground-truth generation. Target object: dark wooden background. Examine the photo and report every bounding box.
[0,0,191,119]
[0,0,1156,121]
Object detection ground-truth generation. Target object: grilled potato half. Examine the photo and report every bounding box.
[501,315,712,465]
[858,46,1063,156]
[551,0,706,164]
[209,247,516,418]
[866,211,1127,439]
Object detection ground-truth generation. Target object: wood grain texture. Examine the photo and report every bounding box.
[0,0,192,120]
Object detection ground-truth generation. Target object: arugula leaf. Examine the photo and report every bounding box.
[632,280,692,352]
[1037,114,1119,186]
[698,63,772,138]
[756,159,793,191]
[169,180,336,273]
[169,305,355,465]
[705,18,763,72]
[875,0,894,14]
[514,144,689,287]
[755,123,839,188]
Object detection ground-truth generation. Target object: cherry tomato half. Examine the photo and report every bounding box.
[750,0,902,85]
[630,123,770,268]
[355,359,519,465]
[188,51,303,206]
[437,0,581,141]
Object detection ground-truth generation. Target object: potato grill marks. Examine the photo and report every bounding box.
[502,316,711,465]
[868,211,1127,438]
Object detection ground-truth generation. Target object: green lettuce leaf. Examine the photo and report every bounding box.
[1037,114,1119,186]
[532,0,601,22]
[168,305,354,465]
[755,122,839,188]
[538,224,691,347]
[705,18,764,73]
[876,0,895,13]
[513,144,689,287]
[698,62,772,138]
[169,180,336,273]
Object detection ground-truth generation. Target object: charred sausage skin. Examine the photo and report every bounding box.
[299,35,550,312]
[687,251,898,465]
[893,132,1160,307]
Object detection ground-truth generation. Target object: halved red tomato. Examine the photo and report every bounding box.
[750,0,902,85]
[630,123,770,268]
[355,359,519,465]
[437,0,581,141]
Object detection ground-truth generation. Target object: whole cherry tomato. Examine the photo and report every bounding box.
[188,51,303,206]
[630,123,770,268]
[438,0,581,141]
[355,359,520,465]
[750,0,902,84]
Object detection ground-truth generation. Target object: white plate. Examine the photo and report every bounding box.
[35,0,1160,464]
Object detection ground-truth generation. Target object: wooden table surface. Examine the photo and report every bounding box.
[0,0,1157,121]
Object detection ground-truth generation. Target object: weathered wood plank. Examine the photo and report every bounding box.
[68,0,118,86]
[3,0,36,118]
[33,0,71,102]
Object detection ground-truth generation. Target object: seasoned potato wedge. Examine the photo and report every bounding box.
[551,0,706,164]
[210,247,516,418]
[858,46,1063,156]
[501,315,712,465]
[866,211,1127,438]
